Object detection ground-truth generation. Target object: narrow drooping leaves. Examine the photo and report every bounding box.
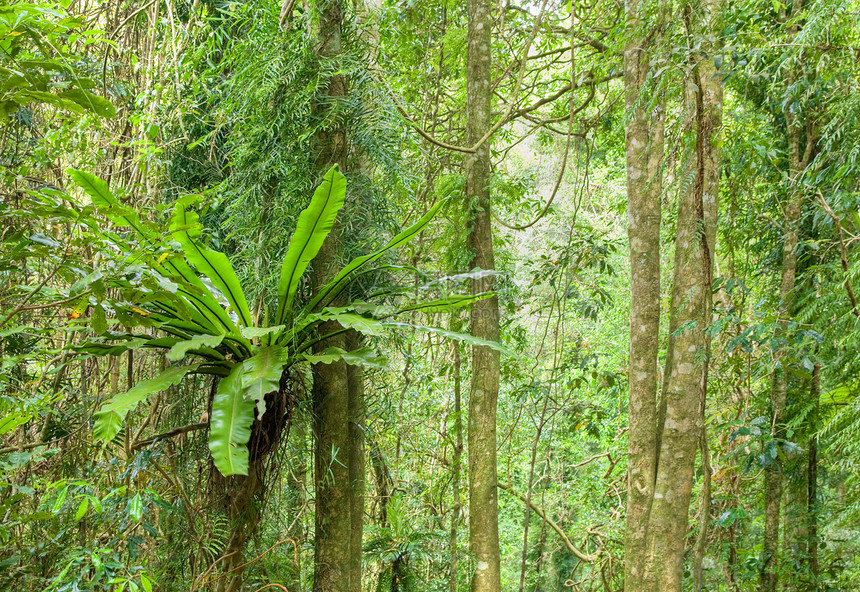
[241,346,289,418]
[77,338,148,357]
[276,165,347,325]
[94,364,201,443]
[170,206,253,328]
[208,363,255,476]
[396,293,493,314]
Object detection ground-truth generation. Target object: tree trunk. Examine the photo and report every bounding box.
[464,0,501,591]
[347,330,366,592]
[762,4,806,587]
[217,467,262,592]
[285,416,307,592]
[806,363,820,591]
[622,0,664,588]
[311,2,354,592]
[450,338,463,592]
[641,1,722,589]
[312,328,352,592]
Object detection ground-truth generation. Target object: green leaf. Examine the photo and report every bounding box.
[0,410,33,435]
[304,346,387,368]
[75,497,89,521]
[68,169,152,237]
[52,485,69,515]
[58,88,116,118]
[29,232,61,247]
[75,338,147,357]
[821,381,857,405]
[384,321,513,356]
[140,574,153,592]
[158,258,241,337]
[128,492,143,521]
[170,206,253,328]
[396,293,493,314]
[70,270,102,296]
[307,199,445,312]
[277,166,347,325]
[241,346,289,419]
[208,364,254,476]
[299,310,386,338]
[88,494,103,514]
[166,334,225,361]
[240,325,285,340]
[94,364,200,443]
[92,305,107,334]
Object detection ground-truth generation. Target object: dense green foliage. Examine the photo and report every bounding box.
[2,0,860,591]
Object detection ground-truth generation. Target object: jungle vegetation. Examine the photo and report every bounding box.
[2,0,860,591]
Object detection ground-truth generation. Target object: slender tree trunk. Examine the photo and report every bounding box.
[642,2,722,588]
[807,363,820,591]
[285,416,307,592]
[622,0,664,588]
[464,0,501,590]
[519,393,551,592]
[217,467,262,592]
[312,330,352,592]
[450,339,463,592]
[311,2,354,592]
[347,330,366,592]
[763,4,806,586]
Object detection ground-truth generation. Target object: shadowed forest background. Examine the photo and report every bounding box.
[2,0,860,591]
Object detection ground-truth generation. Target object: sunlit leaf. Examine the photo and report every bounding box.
[241,346,289,419]
[208,363,254,476]
[276,165,346,325]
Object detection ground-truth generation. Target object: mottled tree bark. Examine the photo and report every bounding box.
[622,0,664,588]
[643,21,722,584]
[216,467,262,592]
[311,2,355,592]
[311,319,352,592]
[465,0,501,590]
[632,1,722,589]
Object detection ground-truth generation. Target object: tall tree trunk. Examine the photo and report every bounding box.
[622,0,664,588]
[285,415,308,592]
[464,0,501,590]
[762,4,807,587]
[312,340,352,592]
[217,467,263,592]
[450,338,463,592]
[347,330,366,592]
[311,2,354,592]
[642,1,722,589]
[806,363,820,591]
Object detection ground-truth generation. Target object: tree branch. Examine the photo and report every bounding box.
[498,482,600,562]
[131,421,209,451]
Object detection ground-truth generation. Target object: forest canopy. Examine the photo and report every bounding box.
[2,0,860,591]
